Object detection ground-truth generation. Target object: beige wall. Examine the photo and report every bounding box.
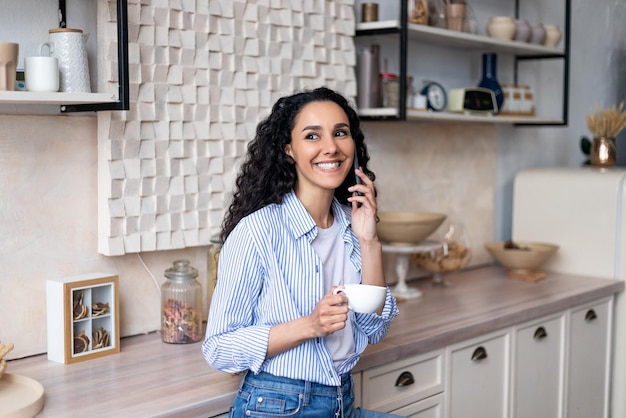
[363,121,497,279]
[364,121,496,265]
[0,115,496,359]
[0,115,212,358]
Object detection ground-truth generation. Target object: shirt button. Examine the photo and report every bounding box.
[257,397,264,403]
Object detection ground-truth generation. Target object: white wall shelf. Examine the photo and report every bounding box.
[356,20,565,58]
[0,0,129,113]
[0,91,117,105]
[359,107,563,125]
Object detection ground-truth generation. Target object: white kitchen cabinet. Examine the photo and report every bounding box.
[353,371,363,408]
[391,393,444,417]
[566,298,613,418]
[511,313,566,418]
[446,329,510,418]
[352,298,614,418]
[361,349,445,413]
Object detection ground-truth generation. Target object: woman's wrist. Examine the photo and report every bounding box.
[359,236,381,248]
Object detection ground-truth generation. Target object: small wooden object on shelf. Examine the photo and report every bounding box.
[46,273,120,364]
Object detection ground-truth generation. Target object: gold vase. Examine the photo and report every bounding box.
[590,136,616,167]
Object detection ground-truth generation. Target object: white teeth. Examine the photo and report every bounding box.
[316,162,340,169]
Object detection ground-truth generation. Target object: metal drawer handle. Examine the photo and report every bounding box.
[395,371,415,387]
[471,346,488,361]
[534,326,548,340]
[585,309,597,322]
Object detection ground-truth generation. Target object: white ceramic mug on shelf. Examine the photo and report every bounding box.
[25,54,59,92]
[333,284,386,314]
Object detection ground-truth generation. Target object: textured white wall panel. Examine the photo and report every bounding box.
[97,0,358,255]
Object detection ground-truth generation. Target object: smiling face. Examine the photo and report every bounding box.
[285,100,355,199]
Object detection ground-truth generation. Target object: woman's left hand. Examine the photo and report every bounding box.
[348,168,378,242]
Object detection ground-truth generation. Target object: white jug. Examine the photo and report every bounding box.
[40,28,90,93]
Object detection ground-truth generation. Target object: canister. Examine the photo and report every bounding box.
[382,72,399,108]
[206,235,222,315]
[0,42,18,91]
[361,3,379,22]
[356,44,382,109]
[43,28,91,93]
[161,259,203,344]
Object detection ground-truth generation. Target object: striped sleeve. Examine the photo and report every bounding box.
[201,220,271,373]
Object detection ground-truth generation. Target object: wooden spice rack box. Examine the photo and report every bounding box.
[46,273,120,364]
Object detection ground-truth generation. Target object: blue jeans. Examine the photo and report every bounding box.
[229,370,403,417]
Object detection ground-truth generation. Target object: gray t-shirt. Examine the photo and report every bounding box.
[312,219,357,370]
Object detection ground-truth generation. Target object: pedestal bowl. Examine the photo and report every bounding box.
[377,211,447,245]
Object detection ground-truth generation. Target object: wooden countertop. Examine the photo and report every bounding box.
[8,265,624,417]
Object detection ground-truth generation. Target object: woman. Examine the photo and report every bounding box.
[202,87,400,417]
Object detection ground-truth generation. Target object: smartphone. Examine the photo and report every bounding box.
[353,149,362,187]
[353,149,364,205]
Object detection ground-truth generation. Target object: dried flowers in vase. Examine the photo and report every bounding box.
[586,102,626,138]
[585,103,626,167]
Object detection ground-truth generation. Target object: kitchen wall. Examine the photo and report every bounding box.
[364,121,497,272]
[1,0,625,360]
[495,0,626,238]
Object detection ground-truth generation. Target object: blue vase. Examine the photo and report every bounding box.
[478,53,504,112]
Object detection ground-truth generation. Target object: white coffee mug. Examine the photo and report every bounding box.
[25,56,59,92]
[333,284,386,314]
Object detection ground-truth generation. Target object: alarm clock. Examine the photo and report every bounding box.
[448,87,498,115]
[420,81,447,112]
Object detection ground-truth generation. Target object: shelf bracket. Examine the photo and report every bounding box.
[58,0,66,28]
[398,0,408,120]
[513,0,570,127]
[59,0,130,113]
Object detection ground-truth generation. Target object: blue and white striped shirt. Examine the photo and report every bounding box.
[201,191,399,386]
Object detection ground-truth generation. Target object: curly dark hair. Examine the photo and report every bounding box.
[220,86,375,243]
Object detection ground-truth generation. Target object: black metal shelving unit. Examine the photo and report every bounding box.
[58,0,129,112]
[355,1,407,122]
[355,0,571,127]
[513,0,570,126]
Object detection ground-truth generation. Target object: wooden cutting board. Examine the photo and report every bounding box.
[0,373,45,418]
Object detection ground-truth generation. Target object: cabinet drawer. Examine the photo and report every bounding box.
[512,313,566,418]
[353,371,362,408]
[391,393,444,418]
[447,330,510,418]
[361,350,444,412]
[566,298,612,418]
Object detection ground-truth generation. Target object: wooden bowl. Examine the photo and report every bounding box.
[484,241,559,273]
[377,212,446,245]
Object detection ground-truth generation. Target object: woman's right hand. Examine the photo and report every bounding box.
[307,288,349,337]
[266,288,349,359]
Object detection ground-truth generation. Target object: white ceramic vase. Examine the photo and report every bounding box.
[41,28,91,93]
[486,16,516,41]
[543,25,562,48]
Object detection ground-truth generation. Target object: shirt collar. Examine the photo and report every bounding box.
[283,191,351,239]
